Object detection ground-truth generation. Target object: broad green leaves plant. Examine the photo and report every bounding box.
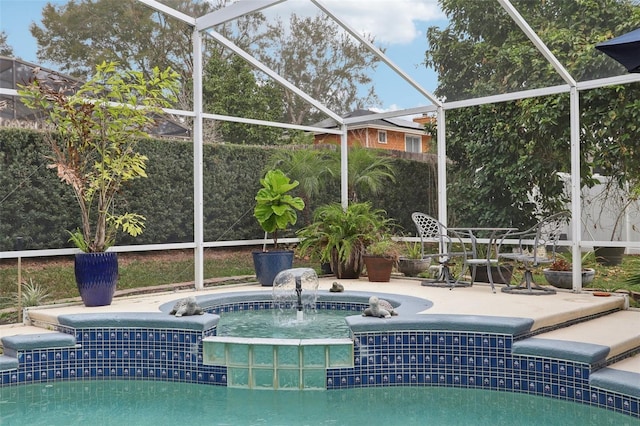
[19,61,179,252]
[254,169,305,249]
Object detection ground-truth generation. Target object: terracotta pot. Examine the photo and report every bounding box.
[363,255,394,282]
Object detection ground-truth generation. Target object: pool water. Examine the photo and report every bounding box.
[215,309,353,339]
[0,381,635,425]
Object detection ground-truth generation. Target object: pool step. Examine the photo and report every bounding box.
[0,329,76,372]
[591,353,640,399]
[513,310,640,364]
[512,309,640,401]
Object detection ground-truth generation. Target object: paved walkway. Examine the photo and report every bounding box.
[2,276,638,375]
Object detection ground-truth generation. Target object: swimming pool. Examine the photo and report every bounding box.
[1,290,638,420]
[0,380,635,425]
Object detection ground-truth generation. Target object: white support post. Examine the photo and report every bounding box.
[436,107,447,225]
[340,124,349,209]
[570,87,582,292]
[193,29,205,290]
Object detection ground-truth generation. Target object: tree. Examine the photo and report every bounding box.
[256,13,381,125]
[424,0,640,229]
[0,31,13,56]
[18,61,179,252]
[30,0,265,111]
[202,53,286,144]
[333,145,396,203]
[267,147,337,222]
[30,2,382,137]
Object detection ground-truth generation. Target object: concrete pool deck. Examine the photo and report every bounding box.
[2,275,640,377]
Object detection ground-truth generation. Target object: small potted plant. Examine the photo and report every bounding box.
[397,241,432,277]
[363,238,401,282]
[542,252,596,289]
[18,61,179,306]
[253,169,305,286]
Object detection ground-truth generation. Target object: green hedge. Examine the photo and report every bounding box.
[0,128,437,251]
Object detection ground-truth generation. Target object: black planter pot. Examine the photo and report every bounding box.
[320,262,333,275]
[473,265,513,284]
[252,250,294,286]
[74,252,118,307]
[594,246,625,266]
[330,249,362,279]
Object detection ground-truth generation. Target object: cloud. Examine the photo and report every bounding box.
[321,0,444,45]
[265,0,444,45]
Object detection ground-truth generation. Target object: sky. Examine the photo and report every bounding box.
[0,0,448,113]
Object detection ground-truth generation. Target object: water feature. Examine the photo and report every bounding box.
[215,309,351,339]
[272,267,319,322]
[203,268,353,389]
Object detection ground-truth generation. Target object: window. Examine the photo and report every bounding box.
[377,130,387,144]
[405,135,422,153]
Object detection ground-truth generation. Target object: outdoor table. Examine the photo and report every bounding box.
[449,227,518,293]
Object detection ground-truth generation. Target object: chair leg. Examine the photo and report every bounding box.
[501,266,556,295]
[421,261,471,289]
[485,264,496,294]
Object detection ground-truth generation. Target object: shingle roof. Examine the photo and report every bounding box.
[314,109,423,131]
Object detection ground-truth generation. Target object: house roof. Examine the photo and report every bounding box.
[313,109,424,132]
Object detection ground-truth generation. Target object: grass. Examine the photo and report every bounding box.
[0,247,317,324]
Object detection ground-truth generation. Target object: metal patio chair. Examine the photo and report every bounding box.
[498,211,570,295]
[411,212,468,288]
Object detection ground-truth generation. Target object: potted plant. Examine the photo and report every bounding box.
[397,241,432,277]
[296,202,391,279]
[363,238,401,282]
[19,61,179,306]
[253,169,305,286]
[542,251,596,289]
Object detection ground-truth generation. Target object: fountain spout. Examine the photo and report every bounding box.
[273,267,319,323]
[295,276,304,320]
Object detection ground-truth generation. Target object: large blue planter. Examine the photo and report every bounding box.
[74,252,119,307]
[252,250,294,286]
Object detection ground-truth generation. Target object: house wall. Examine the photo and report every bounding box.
[314,128,431,153]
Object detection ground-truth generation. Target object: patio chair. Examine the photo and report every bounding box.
[411,212,468,288]
[498,212,570,295]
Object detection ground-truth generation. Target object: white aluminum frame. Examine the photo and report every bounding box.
[4,0,640,293]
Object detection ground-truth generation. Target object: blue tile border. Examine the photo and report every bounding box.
[1,290,638,419]
[512,337,611,365]
[591,367,640,399]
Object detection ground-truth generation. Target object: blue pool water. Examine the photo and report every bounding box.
[0,380,636,425]
[216,309,353,338]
